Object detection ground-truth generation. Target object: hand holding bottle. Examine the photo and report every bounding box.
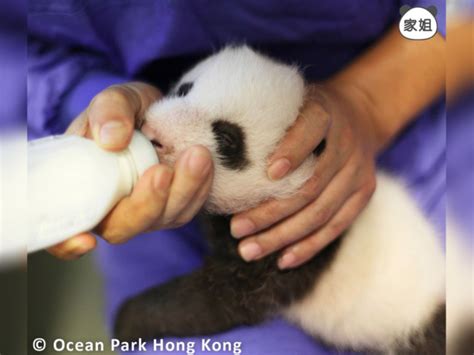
[47,83,214,260]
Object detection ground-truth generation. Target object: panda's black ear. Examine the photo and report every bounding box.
[399,5,411,16]
[427,5,437,16]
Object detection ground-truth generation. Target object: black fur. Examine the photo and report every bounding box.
[114,214,341,341]
[212,120,249,170]
[393,304,446,355]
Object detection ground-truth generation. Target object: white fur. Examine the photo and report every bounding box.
[143,46,445,352]
[284,173,445,352]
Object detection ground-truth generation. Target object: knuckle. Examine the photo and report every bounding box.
[94,87,129,106]
[299,178,319,203]
[312,205,331,225]
[137,203,160,223]
[298,189,314,204]
[256,205,280,223]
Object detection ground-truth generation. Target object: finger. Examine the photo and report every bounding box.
[47,233,97,260]
[237,159,356,261]
[277,189,373,269]
[231,153,337,238]
[65,111,89,136]
[87,84,160,151]
[267,97,331,180]
[159,146,212,225]
[170,165,214,227]
[95,164,173,243]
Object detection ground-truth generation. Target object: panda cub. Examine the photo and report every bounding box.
[115,46,445,354]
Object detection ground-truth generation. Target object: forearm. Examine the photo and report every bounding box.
[326,25,445,152]
[447,20,474,103]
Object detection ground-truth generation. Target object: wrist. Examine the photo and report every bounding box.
[313,81,384,155]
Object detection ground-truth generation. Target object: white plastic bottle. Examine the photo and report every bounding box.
[28,131,158,253]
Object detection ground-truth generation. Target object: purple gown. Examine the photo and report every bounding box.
[26,1,449,353]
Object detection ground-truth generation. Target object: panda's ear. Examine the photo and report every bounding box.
[427,5,437,16]
[399,5,411,16]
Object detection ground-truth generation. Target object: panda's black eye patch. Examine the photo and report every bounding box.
[176,82,193,97]
[212,120,249,170]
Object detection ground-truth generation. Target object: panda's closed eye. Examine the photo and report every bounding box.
[212,120,249,170]
[176,82,193,97]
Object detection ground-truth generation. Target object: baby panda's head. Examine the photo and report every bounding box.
[142,46,316,215]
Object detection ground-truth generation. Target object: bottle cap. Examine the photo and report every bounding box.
[127,131,159,177]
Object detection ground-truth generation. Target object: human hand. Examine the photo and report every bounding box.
[48,83,213,260]
[231,84,378,269]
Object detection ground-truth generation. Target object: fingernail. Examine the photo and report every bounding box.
[240,242,262,261]
[154,168,173,191]
[99,121,128,147]
[187,148,211,177]
[231,218,256,238]
[268,158,291,180]
[278,253,297,269]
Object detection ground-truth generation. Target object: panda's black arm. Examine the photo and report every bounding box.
[114,259,280,341]
[114,239,341,341]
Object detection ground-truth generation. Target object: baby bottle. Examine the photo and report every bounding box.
[28,131,158,253]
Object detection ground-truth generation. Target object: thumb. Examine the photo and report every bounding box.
[87,83,161,151]
[267,100,330,180]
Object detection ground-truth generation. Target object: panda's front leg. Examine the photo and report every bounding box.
[114,260,273,341]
